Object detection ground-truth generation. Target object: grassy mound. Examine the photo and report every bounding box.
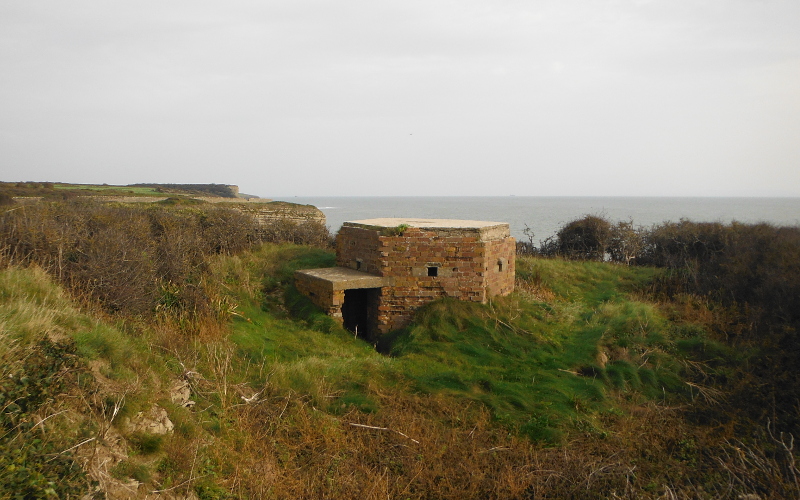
[1,244,792,499]
[221,249,707,446]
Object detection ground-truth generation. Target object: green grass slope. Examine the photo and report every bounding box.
[1,245,764,499]
[219,247,702,445]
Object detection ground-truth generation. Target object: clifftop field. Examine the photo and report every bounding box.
[1,190,799,499]
[0,181,239,200]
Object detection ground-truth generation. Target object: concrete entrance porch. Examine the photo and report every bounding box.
[293,267,387,340]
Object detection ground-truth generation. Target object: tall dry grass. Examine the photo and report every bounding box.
[0,201,331,331]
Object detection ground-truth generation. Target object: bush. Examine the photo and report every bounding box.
[131,183,238,198]
[638,219,731,270]
[515,225,538,256]
[532,214,800,434]
[0,201,331,323]
[260,219,333,247]
[0,340,89,498]
[607,220,645,265]
[640,220,800,434]
[539,215,612,260]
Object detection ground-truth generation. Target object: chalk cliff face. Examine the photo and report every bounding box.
[231,201,325,225]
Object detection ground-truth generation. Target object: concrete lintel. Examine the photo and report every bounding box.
[295,267,386,291]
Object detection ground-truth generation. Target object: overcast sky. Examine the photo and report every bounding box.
[1,1,798,197]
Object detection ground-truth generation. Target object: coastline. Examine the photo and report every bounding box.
[273,196,800,240]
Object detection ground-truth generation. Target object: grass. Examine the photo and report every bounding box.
[369,258,689,442]
[2,245,771,498]
[0,266,177,497]
[0,267,148,381]
[53,183,164,196]
[0,266,74,346]
[0,267,96,497]
[207,247,703,447]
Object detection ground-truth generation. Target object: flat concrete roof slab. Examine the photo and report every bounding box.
[295,267,386,290]
[343,218,511,240]
[347,218,506,229]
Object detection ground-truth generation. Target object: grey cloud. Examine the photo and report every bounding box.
[1,0,798,195]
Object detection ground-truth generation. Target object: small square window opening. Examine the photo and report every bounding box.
[427,266,438,277]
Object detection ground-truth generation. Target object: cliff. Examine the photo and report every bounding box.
[10,195,326,227]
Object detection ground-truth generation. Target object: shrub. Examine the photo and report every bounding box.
[607,220,645,264]
[0,340,89,498]
[260,219,332,247]
[640,220,800,434]
[0,201,330,324]
[540,215,612,260]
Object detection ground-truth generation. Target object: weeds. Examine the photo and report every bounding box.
[2,196,798,497]
[0,201,331,335]
[0,334,90,497]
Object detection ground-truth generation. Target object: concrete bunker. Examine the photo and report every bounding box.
[295,218,516,339]
[293,266,386,341]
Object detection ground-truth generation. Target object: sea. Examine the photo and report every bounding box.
[272,196,800,243]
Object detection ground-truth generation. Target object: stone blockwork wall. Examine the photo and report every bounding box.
[336,223,515,333]
[294,276,345,320]
[484,237,516,297]
[336,228,383,274]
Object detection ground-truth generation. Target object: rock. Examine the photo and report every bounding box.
[595,350,608,368]
[170,380,195,408]
[123,404,174,435]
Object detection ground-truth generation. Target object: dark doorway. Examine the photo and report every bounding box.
[342,288,380,341]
